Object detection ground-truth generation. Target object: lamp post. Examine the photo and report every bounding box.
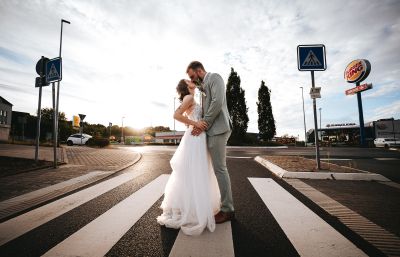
[300,87,307,146]
[55,19,70,146]
[319,107,322,141]
[121,116,125,144]
[173,97,176,144]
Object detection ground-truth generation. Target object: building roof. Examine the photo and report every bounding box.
[0,96,13,106]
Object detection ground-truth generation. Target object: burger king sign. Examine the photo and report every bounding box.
[344,59,371,83]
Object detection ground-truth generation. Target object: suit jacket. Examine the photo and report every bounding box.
[202,72,232,136]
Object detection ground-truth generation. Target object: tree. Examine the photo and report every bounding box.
[226,68,249,143]
[257,80,276,141]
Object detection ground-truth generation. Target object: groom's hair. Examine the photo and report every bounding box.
[186,61,205,73]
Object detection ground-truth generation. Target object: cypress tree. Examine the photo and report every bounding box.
[257,80,276,141]
[226,68,249,143]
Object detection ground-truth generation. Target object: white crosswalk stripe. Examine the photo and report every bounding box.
[0,169,145,246]
[248,177,367,257]
[42,174,169,257]
[1,173,381,256]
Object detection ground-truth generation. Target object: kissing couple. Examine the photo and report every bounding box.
[157,61,234,236]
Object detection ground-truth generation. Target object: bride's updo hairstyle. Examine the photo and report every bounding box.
[176,79,190,102]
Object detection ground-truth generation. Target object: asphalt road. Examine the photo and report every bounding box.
[0,145,395,256]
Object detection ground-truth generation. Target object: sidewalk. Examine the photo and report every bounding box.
[0,144,141,220]
[255,155,400,256]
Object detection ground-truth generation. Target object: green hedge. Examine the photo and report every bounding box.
[87,137,110,148]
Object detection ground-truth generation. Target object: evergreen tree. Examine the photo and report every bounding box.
[257,80,276,141]
[226,68,249,143]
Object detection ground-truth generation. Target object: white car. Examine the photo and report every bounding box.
[66,134,93,146]
[374,138,400,148]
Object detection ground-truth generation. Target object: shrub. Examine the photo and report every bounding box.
[87,137,110,148]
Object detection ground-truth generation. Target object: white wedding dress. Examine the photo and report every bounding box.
[157,103,221,236]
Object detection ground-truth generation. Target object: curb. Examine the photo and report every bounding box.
[254,156,391,181]
[0,153,142,222]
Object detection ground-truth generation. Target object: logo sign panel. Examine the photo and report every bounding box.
[297,45,327,71]
[46,57,62,83]
[344,59,371,83]
[345,83,373,95]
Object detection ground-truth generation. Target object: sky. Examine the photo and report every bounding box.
[1,0,399,140]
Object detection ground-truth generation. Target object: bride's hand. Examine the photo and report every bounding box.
[194,120,208,130]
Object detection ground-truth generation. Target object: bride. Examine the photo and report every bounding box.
[157,79,221,236]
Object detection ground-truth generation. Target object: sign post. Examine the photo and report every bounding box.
[298,44,327,170]
[79,114,86,145]
[344,59,372,146]
[46,57,62,168]
[34,56,50,163]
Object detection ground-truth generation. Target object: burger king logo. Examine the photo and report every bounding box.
[344,59,371,83]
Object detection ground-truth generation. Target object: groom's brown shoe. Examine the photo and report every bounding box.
[215,211,235,224]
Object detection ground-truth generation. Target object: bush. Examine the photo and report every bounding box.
[87,137,110,148]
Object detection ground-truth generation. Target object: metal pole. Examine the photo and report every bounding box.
[52,82,57,168]
[356,81,365,147]
[173,97,176,144]
[319,107,322,141]
[300,87,307,146]
[55,19,70,147]
[311,71,321,169]
[35,85,42,163]
[121,117,124,144]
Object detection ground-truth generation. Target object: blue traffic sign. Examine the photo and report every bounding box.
[46,57,62,83]
[297,45,326,71]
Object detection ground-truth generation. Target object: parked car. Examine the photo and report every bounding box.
[374,138,400,148]
[66,134,92,146]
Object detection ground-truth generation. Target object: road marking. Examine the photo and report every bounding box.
[249,178,367,257]
[0,171,113,219]
[286,179,400,257]
[169,221,234,257]
[42,174,169,257]
[0,170,145,246]
[374,158,399,161]
[227,156,252,159]
[320,158,352,161]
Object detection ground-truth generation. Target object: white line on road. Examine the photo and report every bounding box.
[0,170,145,246]
[0,171,112,211]
[320,158,352,161]
[169,221,234,257]
[42,174,169,257]
[248,178,367,257]
[374,158,399,161]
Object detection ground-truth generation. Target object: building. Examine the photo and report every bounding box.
[0,96,12,141]
[307,118,400,146]
[155,131,185,144]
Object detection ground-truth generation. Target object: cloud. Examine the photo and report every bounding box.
[0,0,399,139]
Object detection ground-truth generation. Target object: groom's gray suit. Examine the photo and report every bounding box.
[202,72,234,213]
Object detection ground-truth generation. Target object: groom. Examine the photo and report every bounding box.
[187,61,235,224]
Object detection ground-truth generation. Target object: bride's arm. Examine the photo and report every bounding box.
[174,95,200,127]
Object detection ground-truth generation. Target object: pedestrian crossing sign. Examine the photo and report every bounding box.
[297,45,326,71]
[46,57,62,83]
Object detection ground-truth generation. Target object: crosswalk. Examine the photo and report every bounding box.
[0,171,370,256]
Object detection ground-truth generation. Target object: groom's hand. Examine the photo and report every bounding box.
[191,127,203,136]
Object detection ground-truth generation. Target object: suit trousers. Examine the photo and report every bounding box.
[207,130,234,212]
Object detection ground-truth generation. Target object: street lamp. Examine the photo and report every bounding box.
[319,107,322,141]
[55,19,70,145]
[173,97,176,144]
[300,87,307,146]
[121,116,125,144]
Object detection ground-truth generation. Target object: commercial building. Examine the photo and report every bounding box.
[307,118,399,146]
[155,131,184,144]
[0,96,12,141]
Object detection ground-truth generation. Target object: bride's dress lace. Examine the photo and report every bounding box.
[157,103,221,235]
